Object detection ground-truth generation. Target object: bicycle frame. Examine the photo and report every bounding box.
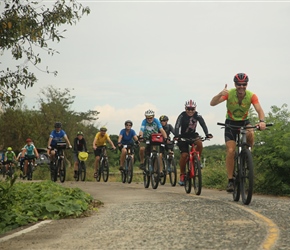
[121,144,135,184]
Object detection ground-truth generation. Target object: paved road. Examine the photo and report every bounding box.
[0,181,289,250]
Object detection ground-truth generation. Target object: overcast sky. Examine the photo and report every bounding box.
[3,0,290,145]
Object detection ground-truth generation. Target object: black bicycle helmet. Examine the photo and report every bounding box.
[159,115,169,121]
[124,120,133,126]
[54,122,62,128]
[77,131,84,136]
[233,73,249,83]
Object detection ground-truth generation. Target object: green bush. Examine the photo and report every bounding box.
[0,177,94,234]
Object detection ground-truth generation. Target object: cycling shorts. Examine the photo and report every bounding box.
[224,119,250,142]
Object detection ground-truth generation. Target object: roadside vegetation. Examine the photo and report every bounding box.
[0,177,95,234]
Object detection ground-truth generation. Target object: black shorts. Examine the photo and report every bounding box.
[94,146,106,157]
[178,133,199,154]
[224,119,250,142]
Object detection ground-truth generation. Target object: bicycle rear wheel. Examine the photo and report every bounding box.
[193,155,202,195]
[127,157,133,184]
[102,159,109,182]
[59,160,66,183]
[80,161,86,181]
[233,152,240,202]
[168,158,177,187]
[159,157,166,185]
[240,149,254,205]
[143,157,150,188]
[184,162,192,194]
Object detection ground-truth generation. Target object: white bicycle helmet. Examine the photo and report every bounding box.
[185,100,197,108]
[144,109,155,117]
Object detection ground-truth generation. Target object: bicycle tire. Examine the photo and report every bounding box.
[159,157,166,185]
[127,157,133,184]
[59,159,66,183]
[233,151,240,202]
[96,165,101,182]
[143,157,150,188]
[51,161,58,182]
[27,162,33,181]
[193,155,202,195]
[75,162,80,181]
[240,149,254,205]
[184,161,192,194]
[168,158,177,187]
[121,168,126,183]
[80,161,86,181]
[102,158,109,182]
[151,155,160,189]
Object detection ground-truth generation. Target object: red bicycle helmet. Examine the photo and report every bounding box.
[233,73,249,83]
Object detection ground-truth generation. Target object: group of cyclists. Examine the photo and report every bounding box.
[0,73,267,192]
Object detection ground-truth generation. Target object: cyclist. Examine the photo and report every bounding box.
[21,138,39,179]
[16,148,25,173]
[4,147,17,173]
[117,120,139,171]
[73,131,88,178]
[174,100,213,186]
[138,109,168,170]
[159,115,175,168]
[210,73,266,192]
[47,122,72,163]
[92,126,116,178]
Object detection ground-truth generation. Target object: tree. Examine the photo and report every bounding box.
[0,0,90,106]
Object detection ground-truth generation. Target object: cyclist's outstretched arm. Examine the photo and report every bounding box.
[210,84,228,106]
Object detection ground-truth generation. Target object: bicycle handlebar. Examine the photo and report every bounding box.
[217,122,274,129]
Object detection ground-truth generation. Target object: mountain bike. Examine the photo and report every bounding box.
[75,151,89,182]
[96,147,114,182]
[159,141,177,186]
[24,155,36,181]
[3,161,15,178]
[217,122,273,205]
[50,142,68,183]
[120,144,136,184]
[179,137,209,195]
[142,133,163,189]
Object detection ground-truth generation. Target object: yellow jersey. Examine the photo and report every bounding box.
[94,132,110,147]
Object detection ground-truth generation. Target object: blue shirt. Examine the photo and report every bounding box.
[49,130,67,147]
[140,118,163,139]
[119,129,137,145]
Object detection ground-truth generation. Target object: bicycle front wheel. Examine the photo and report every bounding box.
[59,160,66,183]
[159,157,166,185]
[184,161,192,194]
[27,162,33,181]
[143,157,150,188]
[233,151,240,202]
[102,159,109,182]
[151,156,160,189]
[240,149,254,205]
[51,162,58,182]
[193,155,202,195]
[168,158,177,187]
[80,161,86,181]
[127,157,133,184]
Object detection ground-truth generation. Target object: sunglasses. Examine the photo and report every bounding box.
[186,108,195,111]
[235,83,247,87]
[160,120,167,122]
[146,116,154,119]
[100,130,106,132]
[125,124,132,126]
